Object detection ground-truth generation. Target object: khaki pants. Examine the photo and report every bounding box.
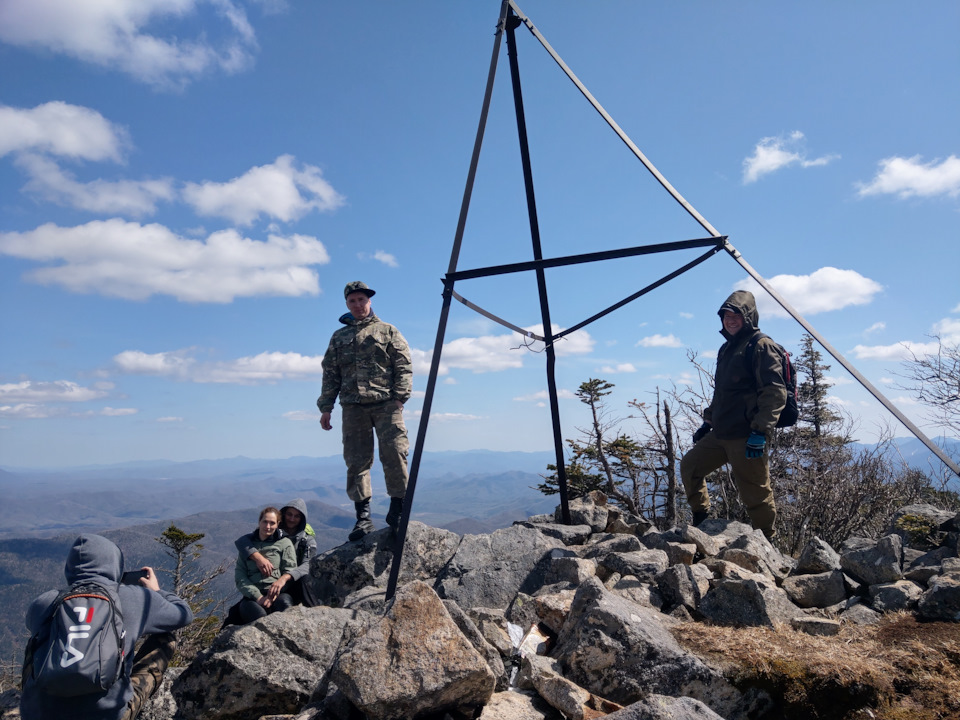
[341,400,409,502]
[120,632,176,720]
[680,433,776,535]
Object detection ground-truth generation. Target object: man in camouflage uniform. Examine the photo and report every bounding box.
[317,281,412,541]
[680,290,786,539]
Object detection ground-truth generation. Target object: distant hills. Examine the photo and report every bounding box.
[0,450,559,665]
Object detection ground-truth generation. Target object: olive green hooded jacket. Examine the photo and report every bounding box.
[703,290,787,439]
[317,311,413,413]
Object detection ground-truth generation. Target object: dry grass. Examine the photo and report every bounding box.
[671,613,960,720]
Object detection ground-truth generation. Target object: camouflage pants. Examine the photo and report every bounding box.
[680,433,776,536]
[341,400,409,502]
[119,632,176,720]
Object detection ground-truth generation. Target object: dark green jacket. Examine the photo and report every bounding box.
[234,530,296,601]
[704,290,787,438]
[317,312,413,413]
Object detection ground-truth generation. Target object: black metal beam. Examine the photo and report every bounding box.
[447,236,724,282]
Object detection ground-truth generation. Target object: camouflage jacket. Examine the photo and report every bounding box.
[316,312,413,413]
[704,290,787,439]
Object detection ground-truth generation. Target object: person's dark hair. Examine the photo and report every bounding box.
[259,506,281,521]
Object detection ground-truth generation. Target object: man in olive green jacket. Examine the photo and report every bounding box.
[317,281,412,541]
[680,290,787,539]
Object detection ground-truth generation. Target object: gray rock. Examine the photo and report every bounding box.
[509,588,577,635]
[840,534,903,586]
[917,573,960,622]
[332,581,495,720]
[681,525,722,558]
[516,521,594,545]
[443,599,508,691]
[699,578,802,628]
[795,537,842,574]
[610,574,665,610]
[597,693,727,719]
[889,504,956,549]
[435,524,567,610]
[579,533,644,560]
[174,605,363,720]
[303,521,461,607]
[544,555,597,585]
[465,607,514,657]
[724,532,793,580]
[518,654,622,720]
[139,666,182,720]
[840,602,882,626]
[790,616,841,637]
[552,577,767,718]
[556,493,609,532]
[656,564,712,612]
[599,549,670,583]
[869,580,923,613]
[782,570,847,609]
[477,690,564,720]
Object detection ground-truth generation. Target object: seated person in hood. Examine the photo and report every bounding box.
[235,498,316,606]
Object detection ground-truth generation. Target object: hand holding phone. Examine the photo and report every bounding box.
[121,569,147,585]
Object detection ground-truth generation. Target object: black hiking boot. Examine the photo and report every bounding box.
[385,496,404,532]
[348,499,374,541]
[692,510,709,527]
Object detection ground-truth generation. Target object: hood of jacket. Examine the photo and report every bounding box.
[64,534,123,586]
[718,290,759,340]
[338,310,379,327]
[281,498,308,535]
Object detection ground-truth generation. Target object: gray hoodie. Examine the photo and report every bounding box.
[20,534,193,720]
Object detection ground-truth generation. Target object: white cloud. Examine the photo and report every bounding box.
[101,407,137,416]
[679,312,693,319]
[0,0,258,88]
[282,411,315,421]
[409,411,483,422]
[513,389,577,402]
[0,220,330,302]
[742,131,839,184]
[0,404,52,419]
[157,416,184,423]
[636,334,683,348]
[0,102,129,161]
[857,155,960,199]
[114,349,324,384]
[864,322,886,335]
[851,340,938,362]
[183,155,344,225]
[736,267,883,319]
[0,380,111,403]
[824,376,854,386]
[599,363,637,374]
[16,153,175,216]
[359,250,399,268]
[413,326,594,377]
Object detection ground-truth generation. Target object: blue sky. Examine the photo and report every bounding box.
[1,1,958,469]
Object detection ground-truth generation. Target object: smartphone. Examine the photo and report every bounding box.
[121,569,147,585]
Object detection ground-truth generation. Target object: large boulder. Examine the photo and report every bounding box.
[840,535,903,586]
[699,578,802,628]
[173,605,362,720]
[331,581,495,720]
[917,573,960,622]
[782,570,847,609]
[435,524,566,610]
[551,577,769,718]
[602,694,727,720]
[303,521,461,608]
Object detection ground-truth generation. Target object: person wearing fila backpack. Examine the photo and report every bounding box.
[21,534,193,720]
[680,290,787,540]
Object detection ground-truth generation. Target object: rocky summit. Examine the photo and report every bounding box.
[5,496,959,720]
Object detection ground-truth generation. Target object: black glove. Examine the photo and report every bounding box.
[692,422,711,444]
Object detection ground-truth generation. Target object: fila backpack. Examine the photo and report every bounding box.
[29,582,126,696]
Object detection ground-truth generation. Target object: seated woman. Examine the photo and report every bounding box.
[234,506,297,625]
